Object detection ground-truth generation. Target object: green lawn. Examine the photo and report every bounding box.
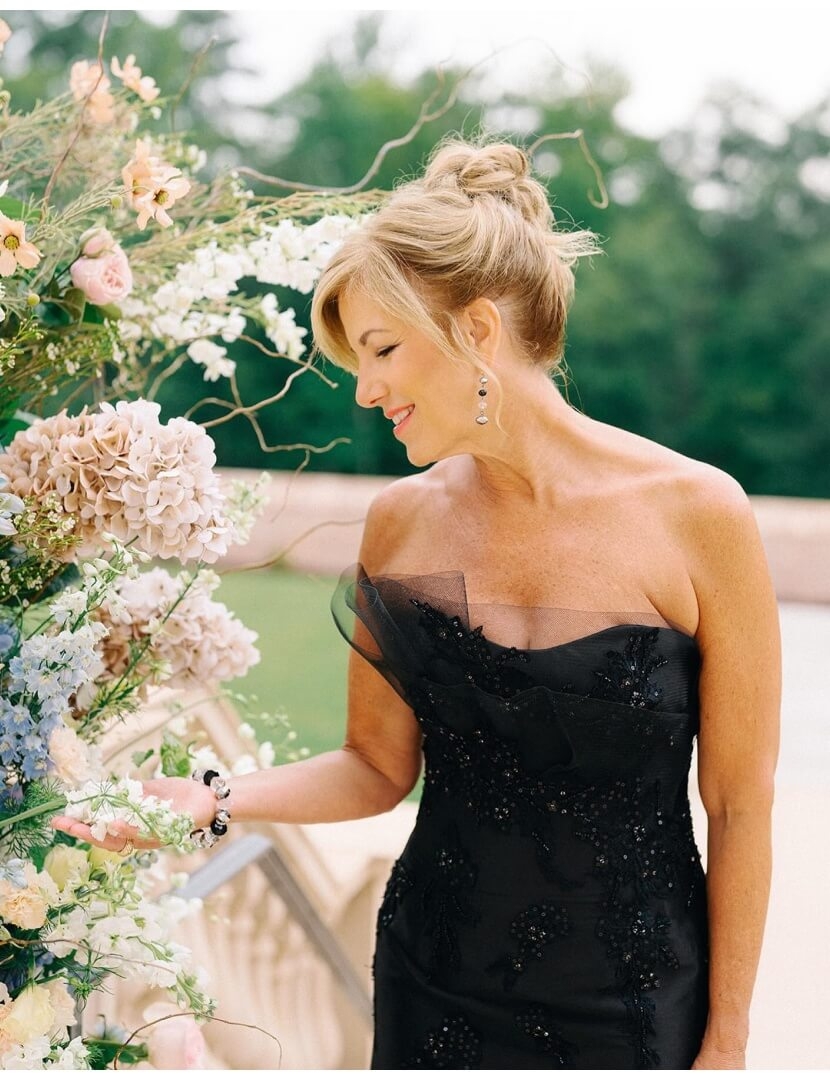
[215,566,422,802]
[215,567,348,759]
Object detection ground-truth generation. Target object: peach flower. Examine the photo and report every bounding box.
[0,881,49,930]
[0,401,230,562]
[142,1002,206,1070]
[69,227,133,305]
[69,59,115,125]
[97,566,259,689]
[48,723,102,786]
[0,19,11,55]
[0,985,53,1046]
[111,54,160,102]
[0,212,42,277]
[122,139,191,230]
[0,863,58,931]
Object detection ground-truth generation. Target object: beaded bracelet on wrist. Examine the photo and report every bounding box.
[190,767,232,848]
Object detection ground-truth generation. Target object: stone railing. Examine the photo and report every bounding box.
[220,469,830,603]
[84,691,416,1069]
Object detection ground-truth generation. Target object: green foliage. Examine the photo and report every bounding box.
[0,778,65,858]
[158,730,195,778]
[2,12,827,494]
[84,1028,149,1069]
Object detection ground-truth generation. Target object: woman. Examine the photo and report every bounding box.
[53,139,780,1070]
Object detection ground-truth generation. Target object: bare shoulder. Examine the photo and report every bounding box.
[358,464,449,573]
[656,456,779,655]
[657,454,757,563]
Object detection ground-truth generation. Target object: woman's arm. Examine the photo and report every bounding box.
[684,470,781,1069]
[53,483,424,848]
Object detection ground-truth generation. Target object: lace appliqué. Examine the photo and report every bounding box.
[420,823,481,981]
[374,825,480,984]
[596,903,679,1068]
[514,1003,578,1067]
[573,776,704,1068]
[486,901,570,991]
[589,627,668,708]
[410,598,533,697]
[377,857,414,930]
[405,1013,483,1069]
[403,596,704,1067]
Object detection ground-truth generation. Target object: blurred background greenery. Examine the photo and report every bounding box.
[4,9,829,496]
[3,11,827,771]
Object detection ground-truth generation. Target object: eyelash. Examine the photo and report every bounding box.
[377,344,398,358]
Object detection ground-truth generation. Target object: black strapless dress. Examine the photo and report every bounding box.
[332,565,709,1070]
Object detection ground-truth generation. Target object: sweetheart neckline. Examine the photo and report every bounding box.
[354,566,699,648]
[477,620,700,656]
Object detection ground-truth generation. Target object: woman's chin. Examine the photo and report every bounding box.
[406,447,435,467]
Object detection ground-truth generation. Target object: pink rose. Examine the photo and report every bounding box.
[142,1004,207,1070]
[69,229,133,305]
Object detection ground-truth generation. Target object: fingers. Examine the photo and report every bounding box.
[49,816,160,852]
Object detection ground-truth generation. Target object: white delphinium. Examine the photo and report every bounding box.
[260,294,308,360]
[43,1036,90,1070]
[47,589,87,627]
[62,776,196,847]
[187,339,236,382]
[42,863,213,1012]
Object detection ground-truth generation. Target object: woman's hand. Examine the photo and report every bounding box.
[50,776,218,854]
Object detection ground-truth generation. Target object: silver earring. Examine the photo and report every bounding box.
[475,373,489,425]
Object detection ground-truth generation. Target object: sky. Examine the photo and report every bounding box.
[230,3,830,139]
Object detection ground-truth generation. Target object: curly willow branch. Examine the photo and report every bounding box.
[42,13,110,205]
[222,514,367,575]
[234,52,494,194]
[528,129,609,209]
[169,34,217,134]
[112,1010,284,1069]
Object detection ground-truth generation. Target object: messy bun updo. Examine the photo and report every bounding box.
[310,136,602,384]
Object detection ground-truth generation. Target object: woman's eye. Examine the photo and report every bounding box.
[377,344,398,358]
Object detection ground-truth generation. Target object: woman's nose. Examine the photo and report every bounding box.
[354,364,387,409]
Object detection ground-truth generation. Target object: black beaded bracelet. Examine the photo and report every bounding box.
[190,767,232,848]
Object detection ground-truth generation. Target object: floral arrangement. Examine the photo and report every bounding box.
[0,15,368,1070]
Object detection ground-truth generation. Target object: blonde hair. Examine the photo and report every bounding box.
[310,136,602,398]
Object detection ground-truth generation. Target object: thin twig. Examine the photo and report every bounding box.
[43,14,110,205]
[198,364,310,427]
[145,350,188,400]
[527,129,609,209]
[221,515,367,575]
[113,1010,283,1069]
[169,35,217,133]
[235,54,488,194]
[236,334,339,387]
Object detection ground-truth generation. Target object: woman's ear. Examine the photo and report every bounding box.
[462,297,502,359]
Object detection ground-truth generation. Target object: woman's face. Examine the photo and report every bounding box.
[339,289,482,468]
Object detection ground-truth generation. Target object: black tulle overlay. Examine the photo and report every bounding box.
[332,564,709,1070]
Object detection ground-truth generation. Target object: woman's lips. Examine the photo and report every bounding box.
[392,406,414,437]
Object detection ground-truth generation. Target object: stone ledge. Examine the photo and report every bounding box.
[218,469,830,604]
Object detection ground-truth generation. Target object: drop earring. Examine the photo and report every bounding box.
[475,373,489,425]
